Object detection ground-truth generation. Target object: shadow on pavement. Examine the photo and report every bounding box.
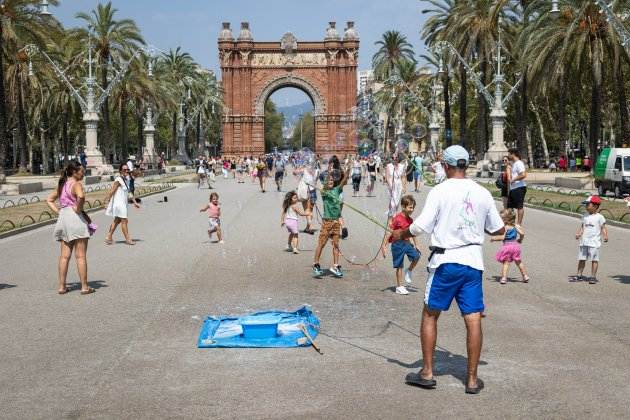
[67,280,108,292]
[0,284,17,290]
[611,275,630,285]
[489,275,525,283]
[322,321,486,384]
[114,239,144,244]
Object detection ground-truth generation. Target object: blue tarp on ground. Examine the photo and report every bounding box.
[197,306,320,348]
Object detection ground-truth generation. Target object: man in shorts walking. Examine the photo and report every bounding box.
[391,145,505,394]
[507,148,527,225]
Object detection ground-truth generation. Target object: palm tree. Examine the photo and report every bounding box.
[158,47,195,149]
[0,0,60,174]
[422,0,457,147]
[523,0,615,160]
[76,1,144,162]
[372,30,416,81]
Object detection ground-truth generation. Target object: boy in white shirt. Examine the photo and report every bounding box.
[575,195,608,284]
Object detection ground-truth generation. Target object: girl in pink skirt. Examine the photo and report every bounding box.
[280,191,311,254]
[492,209,530,284]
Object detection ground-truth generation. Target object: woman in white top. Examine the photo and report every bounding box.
[386,153,407,216]
[105,164,140,245]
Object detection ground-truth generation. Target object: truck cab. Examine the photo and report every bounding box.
[594,148,630,197]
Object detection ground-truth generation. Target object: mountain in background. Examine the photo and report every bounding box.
[274,101,314,127]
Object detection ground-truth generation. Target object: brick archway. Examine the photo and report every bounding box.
[218,22,359,156]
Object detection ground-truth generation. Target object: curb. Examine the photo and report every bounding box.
[491,197,630,230]
[0,186,176,240]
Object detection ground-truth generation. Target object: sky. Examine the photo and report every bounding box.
[53,0,430,105]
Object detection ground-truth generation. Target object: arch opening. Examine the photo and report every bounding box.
[265,87,315,153]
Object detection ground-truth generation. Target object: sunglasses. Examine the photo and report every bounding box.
[122,168,129,172]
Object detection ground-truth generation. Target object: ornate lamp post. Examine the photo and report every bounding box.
[435,24,522,165]
[388,73,441,156]
[174,77,223,164]
[23,40,161,173]
[594,0,630,51]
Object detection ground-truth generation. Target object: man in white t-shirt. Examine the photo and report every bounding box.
[391,145,504,394]
[507,148,527,225]
[575,195,608,284]
[126,156,136,195]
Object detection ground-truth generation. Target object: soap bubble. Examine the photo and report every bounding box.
[335,132,346,148]
[395,137,409,153]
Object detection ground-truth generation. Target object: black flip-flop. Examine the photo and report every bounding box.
[465,378,484,394]
[405,371,436,389]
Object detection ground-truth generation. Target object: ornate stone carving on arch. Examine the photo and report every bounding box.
[253,74,326,116]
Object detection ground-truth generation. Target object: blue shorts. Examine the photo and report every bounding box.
[425,263,484,315]
[391,241,420,269]
[413,171,423,180]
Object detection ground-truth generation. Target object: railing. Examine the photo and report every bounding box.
[0,182,174,234]
[481,180,630,224]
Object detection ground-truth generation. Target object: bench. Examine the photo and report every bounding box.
[84,176,101,185]
[17,182,43,194]
[555,177,591,189]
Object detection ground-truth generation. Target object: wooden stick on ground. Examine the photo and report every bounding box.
[299,324,323,355]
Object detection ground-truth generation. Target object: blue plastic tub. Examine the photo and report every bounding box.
[240,315,281,339]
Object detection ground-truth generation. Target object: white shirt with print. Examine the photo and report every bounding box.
[580,213,606,248]
[510,160,526,189]
[410,178,504,271]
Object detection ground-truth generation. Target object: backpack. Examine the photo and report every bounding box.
[495,173,505,190]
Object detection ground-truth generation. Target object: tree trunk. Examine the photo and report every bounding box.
[459,63,467,148]
[196,112,203,155]
[121,98,128,160]
[62,99,70,166]
[530,100,550,166]
[0,25,8,181]
[442,69,452,147]
[589,40,603,160]
[101,53,111,162]
[172,111,177,150]
[53,135,60,172]
[40,127,49,174]
[475,56,488,159]
[615,57,629,146]
[136,99,143,157]
[558,70,568,152]
[517,70,529,164]
[17,72,28,172]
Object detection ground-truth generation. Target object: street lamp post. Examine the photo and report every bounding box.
[435,24,522,166]
[594,0,630,52]
[23,41,161,174]
[174,80,223,164]
[388,73,441,156]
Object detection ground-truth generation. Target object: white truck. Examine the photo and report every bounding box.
[594,148,630,197]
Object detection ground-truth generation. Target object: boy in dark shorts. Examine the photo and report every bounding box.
[313,165,350,278]
[381,195,421,295]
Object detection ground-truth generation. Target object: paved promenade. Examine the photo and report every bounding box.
[0,174,629,419]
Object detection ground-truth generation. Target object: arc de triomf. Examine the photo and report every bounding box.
[218,22,359,156]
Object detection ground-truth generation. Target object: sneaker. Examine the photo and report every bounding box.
[286,246,293,252]
[396,286,409,295]
[218,240,225,244]
[312,264,323,277]
[404,269,413,285]
[588,277,598,284]
[330,265,343,278]
[293,248,300,254]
